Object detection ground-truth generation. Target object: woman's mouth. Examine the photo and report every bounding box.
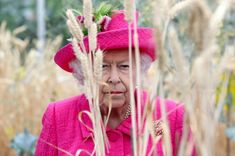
[104,91,124,94]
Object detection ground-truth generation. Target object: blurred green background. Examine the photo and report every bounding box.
[0,0,155,49]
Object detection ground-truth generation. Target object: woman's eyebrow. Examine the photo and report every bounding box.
[103,60,112,63]
[103,59,129,64]
[117,60,129,64]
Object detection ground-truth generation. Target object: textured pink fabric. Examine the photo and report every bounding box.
[35,93,190,156]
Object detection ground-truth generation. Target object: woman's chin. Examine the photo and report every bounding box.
[110,100,125,108]
[102,98,126,108]
[101,94,127,108]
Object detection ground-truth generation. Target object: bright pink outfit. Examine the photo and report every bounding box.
[35,93,187,156]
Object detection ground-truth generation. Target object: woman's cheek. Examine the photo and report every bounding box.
[99,88,104,104]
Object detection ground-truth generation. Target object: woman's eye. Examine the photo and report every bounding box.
[119,64,129,70]
[102,64,110,70]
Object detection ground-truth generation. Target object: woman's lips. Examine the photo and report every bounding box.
[104,91,123,94]
[111,91,123,94]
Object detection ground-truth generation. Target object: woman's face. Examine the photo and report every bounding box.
[99,49,136,109]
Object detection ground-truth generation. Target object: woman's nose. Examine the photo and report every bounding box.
[108,67,120,84]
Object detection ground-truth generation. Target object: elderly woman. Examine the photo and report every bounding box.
[35,10,190,156]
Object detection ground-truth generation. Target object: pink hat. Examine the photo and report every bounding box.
[54,10,156,72]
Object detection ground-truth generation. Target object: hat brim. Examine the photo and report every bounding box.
[54,28,156,72]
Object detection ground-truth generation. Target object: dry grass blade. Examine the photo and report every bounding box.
[0,22,78,156]
[126,13,138,156]
[66,9,84,42]
[88,23,97,52]
[93,49,103,82]
[83,0,93,28]
[146,0,235,155]
[124,0,134,22]
[67,2,108,155]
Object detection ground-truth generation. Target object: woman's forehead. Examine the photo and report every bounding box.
[103,49,130,62]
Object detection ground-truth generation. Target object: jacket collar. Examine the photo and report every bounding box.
[77,95,93,139]
[78,91,149,139]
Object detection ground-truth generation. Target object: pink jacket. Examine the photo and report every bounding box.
[35,93,186,156]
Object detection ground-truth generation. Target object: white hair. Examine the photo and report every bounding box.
[70,60,84,85]
[140,53,152,73]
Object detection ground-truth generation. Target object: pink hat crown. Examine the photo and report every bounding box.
[77,10,137,33]
[54,10,156,73]
[104,10,137,31]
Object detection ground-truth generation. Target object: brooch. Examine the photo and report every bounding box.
[153,120,163,137]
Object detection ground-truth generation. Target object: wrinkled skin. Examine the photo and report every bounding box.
[99,49,136,128]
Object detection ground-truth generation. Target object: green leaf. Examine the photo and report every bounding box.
[94,2,114,21]
[225,126,235,141]
[226,92,233,108]
[11,129,37,155]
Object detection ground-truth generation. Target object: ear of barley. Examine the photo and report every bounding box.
[93,49,103,82]
[68,2,108,155]
[66,10,84,42]
[168,27,190,97]
[191,53,217,155]
[152,1,169,72]
[83,0,93,28]
[168,0,197,19]
[124,0,134,22]
[167,27,196,156]
[12,26,27,36]
[71,38,90,95]
[150,1,234,155]
[70,39,84,86]
[208,0,230,47]
[88,23,97,52]
[71,38,82,57]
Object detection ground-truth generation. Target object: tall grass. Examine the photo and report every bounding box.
[66,0,108,154]
[148,0,235,155]
[0,22,78,156]
[0,0,235,155]
[66,0,235,155]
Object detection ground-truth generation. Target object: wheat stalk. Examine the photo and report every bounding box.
[129,19,138,156]
[124,0,134,22]
[66,10,84,43]
[146,0,235,155]
[88,23,97,52]
[83,0,93,28]
[67,2,109,155]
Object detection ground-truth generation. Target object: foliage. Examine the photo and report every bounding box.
[225,127,235,141]
[0,0,121,47]
[0,0,36,41]
[11,129,37,156]
[0,0,153,47]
